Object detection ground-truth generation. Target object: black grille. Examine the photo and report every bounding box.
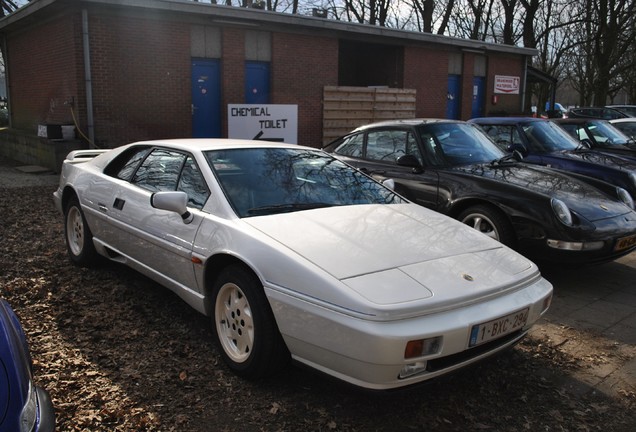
[426,330,524,372]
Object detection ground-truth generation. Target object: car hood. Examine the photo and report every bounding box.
[244,204,539,312]
[548,149,636,171]
[450,163,632,222]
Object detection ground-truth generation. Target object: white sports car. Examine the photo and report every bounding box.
[53,139,553,390]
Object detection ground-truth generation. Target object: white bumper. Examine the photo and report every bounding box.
[266,276,553,390]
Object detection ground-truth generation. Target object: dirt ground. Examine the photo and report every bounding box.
[1,166,635,431]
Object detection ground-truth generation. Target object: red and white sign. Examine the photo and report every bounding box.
[494,75,520,94]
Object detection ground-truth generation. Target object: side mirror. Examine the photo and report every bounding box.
[507,142,528,158]
[151,191,193,224]
[396,154,423,173]
[382,178,395,190]
[580,139,593,149]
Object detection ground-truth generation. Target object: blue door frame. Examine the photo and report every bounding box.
[471,77,486,119]
[191,59,221,138]
[446,75,461,119]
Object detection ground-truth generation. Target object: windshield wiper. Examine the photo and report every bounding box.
[247,202,334,216]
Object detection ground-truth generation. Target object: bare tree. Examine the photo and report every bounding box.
[561,0,636,105]
[449,0,497,41]
[408,0,456,34]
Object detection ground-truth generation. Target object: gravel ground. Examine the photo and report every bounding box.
[1,159,635,431]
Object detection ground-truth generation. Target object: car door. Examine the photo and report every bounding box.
[100,148,209,292]
[333,128,441,210]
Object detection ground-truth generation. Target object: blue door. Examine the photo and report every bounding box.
[245,62,270,104]
[471,77,486,119]
[191,59,221,138]
[446,75,461,119]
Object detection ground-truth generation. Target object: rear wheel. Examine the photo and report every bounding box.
[64,196,98,266]
[211,265,289,379]
[458,205,516,247]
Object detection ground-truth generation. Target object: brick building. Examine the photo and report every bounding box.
[0,0,536,170]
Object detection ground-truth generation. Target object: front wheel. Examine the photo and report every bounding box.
[458,205,516,247]
[211,265,289,379]
[64,196,98,266]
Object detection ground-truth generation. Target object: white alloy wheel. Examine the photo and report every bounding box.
[63,197,97,266]
[66,205,86,256]
[210,265,289,378]
[214,282,254,363]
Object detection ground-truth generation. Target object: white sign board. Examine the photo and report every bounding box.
[228,104,298,143]
[494,75,520,94]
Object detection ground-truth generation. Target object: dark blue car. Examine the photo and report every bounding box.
[0,299,55,432]
[469,117,636,199]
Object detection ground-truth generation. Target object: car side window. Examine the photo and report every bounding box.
[104,147,151,180]
[405,132,424,165]
[577,126,591,141]
[132,149,186,192]
[332,134,364,157]
[178,156,210,209]
[420,132,445,166]
[617,123,636,139]
[365,130,409,161]
[482,125,521,150]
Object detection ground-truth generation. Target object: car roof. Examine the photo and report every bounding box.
[469,117,543,124]
[552,118,599,124]
[125,138,315,153]
[608,118,636,124]
[352,118,461,132]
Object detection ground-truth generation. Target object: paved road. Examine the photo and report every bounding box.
[1,155,634,402]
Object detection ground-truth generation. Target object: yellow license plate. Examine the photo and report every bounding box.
[615,233,636,251]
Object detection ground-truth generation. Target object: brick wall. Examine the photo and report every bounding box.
[404,46,449,118]
[221,28,246,137]
[486,53,527,116]
[6,13,83,133]
[3,3,529,154]
[88,13,191,148]
[272,33,338,147]
[461,53,477,120]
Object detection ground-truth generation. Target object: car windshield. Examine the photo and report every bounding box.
[416,122,505,166]
[522,121,580,152]
[205,148,404,217]
[587,121,631,146]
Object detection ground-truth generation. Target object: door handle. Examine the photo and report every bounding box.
[113,198,125,211]
[98,203,108,212]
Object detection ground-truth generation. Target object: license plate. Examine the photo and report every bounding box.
[469,308,529,347]
[615,233,636,251]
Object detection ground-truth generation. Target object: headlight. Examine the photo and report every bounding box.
[19,382,37,432]
[551,198,573,226]
[617,187,635,209]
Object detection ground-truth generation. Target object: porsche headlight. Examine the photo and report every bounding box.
[551,198,573,226]
[629,172,636,189]
[617,187,634,209]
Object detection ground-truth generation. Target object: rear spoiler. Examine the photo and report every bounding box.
[64,149,109,163]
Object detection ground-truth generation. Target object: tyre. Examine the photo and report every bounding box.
[211,265,289,379]
[64,196,98,266]
[458,204,516,247]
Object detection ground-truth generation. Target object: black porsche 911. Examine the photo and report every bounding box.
[324,119,636,265]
